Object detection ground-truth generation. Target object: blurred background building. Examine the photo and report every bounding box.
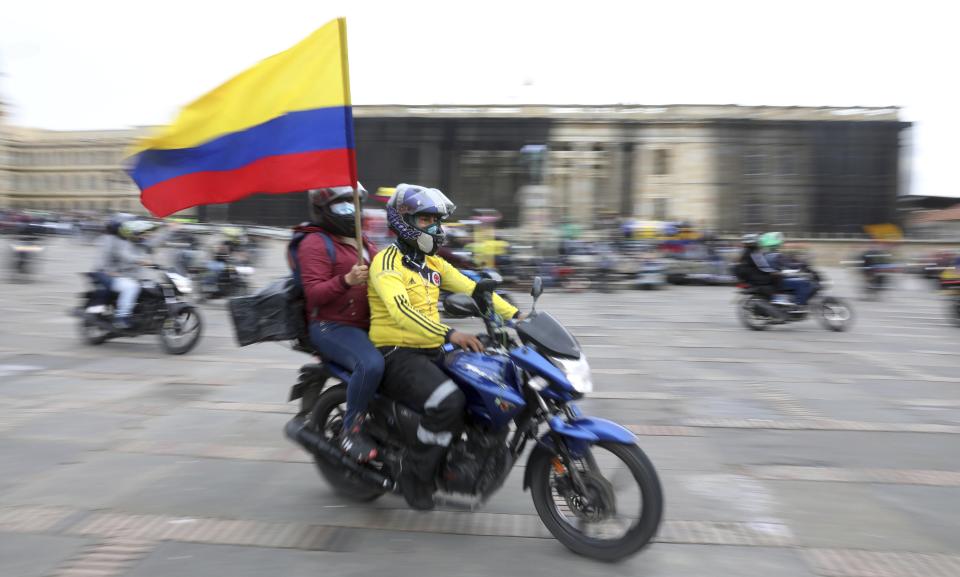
[0,100,143,213]
[0,102,911,234]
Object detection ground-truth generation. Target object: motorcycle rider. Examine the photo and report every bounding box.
[859,241,893,288]
[95,217,152,329]
[735,234,775,296]
[203,227,244,293]
[368,184,519,510]
[758,232,813,307]
[174,233,204,277]
[10,219,44,276]
[291,185,382,463]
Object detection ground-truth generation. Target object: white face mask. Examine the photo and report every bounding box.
[329,202,356,216]
[416,232,434,253]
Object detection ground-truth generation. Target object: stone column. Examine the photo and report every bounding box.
[567,143,595,225]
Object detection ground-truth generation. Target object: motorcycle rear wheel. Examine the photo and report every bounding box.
[310,384,386,502]
[80,314,110,345]
[529,441,663,562]
[738,296,772,331]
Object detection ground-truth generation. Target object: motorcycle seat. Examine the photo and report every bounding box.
[296,344,352,379]
[303,358,351,377]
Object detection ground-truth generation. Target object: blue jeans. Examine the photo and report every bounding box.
[781,277,813,305]
[309,321,385,429]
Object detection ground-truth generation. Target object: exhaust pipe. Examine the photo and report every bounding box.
[284,418,395,492]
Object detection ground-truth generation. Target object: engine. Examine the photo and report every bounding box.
[440,427,512,498]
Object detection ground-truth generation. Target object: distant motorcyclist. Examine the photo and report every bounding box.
[203,227,244,291]
[174,233,204,276]
[368,184,519,510]
[9,223,44,277]
[95,217,153,329]
[859,243,893,287]
[759,232,814,307]
[734,234,775,296]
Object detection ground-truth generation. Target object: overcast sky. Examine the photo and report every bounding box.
[1,0,956,197]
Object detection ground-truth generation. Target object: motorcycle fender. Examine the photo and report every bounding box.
[523,417,637,491]
[288,363,341,402]
[550,415,636,444]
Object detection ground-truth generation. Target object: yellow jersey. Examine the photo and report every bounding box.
[368,244,518,349]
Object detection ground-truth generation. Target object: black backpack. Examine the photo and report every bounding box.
[228,231,335,347]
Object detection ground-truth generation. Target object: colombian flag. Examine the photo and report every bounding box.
[128,18,356,217]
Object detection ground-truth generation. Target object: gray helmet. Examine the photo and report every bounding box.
[386,184,456,255]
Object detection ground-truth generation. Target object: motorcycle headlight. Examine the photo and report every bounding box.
[168,272,193,294]
[555,355,593,394]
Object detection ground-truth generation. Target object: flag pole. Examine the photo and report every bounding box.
[336,17,363,265]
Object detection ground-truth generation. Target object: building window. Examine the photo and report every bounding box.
[652,197,669,220]
[653,149,670,176]
[742,195,764,229]
[779,149,797,176]
[773,194,798,227]
[743,150,765,176]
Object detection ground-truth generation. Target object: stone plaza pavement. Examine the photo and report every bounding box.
[1,237,959,577]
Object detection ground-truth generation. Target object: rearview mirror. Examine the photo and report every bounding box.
[443,293,481,318]
[530,276,543,299]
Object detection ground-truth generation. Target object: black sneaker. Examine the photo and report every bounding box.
[339,416,378,463]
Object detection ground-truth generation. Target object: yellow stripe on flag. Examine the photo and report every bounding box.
[131,18,351,154]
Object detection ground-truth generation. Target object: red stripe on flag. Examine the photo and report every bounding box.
[140,149,356,217]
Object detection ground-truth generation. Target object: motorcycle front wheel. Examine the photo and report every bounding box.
[817,296,853,332]
[159,306,203,354]
[529,441,663,562]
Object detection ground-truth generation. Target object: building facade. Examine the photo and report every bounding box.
[0,102,146,213]
[1,103,909,234]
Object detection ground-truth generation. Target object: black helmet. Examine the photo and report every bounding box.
[308,184,367,237]
[741,233,758,248]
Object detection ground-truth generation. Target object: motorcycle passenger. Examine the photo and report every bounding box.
[760,232,813,307]
[96,219,153,329]
[368,184,519,510]
[292,186,382,463]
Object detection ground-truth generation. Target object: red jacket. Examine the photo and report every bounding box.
[292,225,378,329]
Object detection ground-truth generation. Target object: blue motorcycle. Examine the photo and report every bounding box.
[285,277,663,561]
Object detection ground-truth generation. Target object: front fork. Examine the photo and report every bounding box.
[519,400,601,502]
